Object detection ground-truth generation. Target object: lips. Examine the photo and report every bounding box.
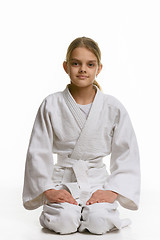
[77,75,88,79]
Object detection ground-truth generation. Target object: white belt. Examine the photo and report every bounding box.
[57,155,104,202]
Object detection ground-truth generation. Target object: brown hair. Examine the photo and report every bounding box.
[65,37,102,91]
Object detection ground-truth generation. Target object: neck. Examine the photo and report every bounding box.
[68,84,97,105]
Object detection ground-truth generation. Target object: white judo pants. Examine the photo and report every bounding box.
[40,202,130,235]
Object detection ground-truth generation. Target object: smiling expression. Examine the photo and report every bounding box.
[63,47,102,88]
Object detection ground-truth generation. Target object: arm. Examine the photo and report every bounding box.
[104,104,141,210]
[23,99,56,209]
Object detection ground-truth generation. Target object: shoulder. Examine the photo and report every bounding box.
[45,91,63,102]
[39,90,64,110]
[101,93,133,127]
[102,93,127,113]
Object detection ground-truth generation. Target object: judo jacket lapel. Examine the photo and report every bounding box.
[63,86,86,130]
[63,85,103,160]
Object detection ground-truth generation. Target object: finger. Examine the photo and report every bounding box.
[86,196,93,204]
[86,198,96,205]
[57,198,74,204]
[66,197,77,204]
[50,199,65,204]
[70,200,78,205]
[86,198,91,205]
[64,199,78,205]
[97,200,105,203]
[70,198,78,205]
[67,194,78,205]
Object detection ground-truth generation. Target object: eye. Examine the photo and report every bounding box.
[88,63,94,67]
[72,62,79,66]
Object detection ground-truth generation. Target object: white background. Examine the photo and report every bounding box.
[0,0,160,239]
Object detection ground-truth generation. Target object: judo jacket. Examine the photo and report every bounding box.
[23,85,140,210]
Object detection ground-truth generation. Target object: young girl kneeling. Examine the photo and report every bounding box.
[23,37,140,235]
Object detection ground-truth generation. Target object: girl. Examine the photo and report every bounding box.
[23,37,140,235]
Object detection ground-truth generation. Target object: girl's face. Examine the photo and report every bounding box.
[63,47,102,88]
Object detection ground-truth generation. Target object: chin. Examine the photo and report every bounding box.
[72,83,92,88]
[71,81,93,87]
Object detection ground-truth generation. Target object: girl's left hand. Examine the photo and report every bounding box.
[86,190,118,205]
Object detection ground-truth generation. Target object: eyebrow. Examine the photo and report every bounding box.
[70,58,97,62]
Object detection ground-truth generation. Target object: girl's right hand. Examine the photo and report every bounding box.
[44,189,78,205]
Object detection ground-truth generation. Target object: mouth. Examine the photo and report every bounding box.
[77,75,88,80]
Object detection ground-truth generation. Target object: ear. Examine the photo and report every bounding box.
[63,61,68,74]
[96,64,103,77]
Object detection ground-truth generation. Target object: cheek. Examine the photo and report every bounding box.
[90,69,98,78]
[69,67,77,76]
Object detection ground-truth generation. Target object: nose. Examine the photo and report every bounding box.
[79,64,87,73]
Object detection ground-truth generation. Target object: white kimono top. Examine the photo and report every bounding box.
[23,85,140,210]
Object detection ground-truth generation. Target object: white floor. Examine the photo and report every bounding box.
[1,186,160,240]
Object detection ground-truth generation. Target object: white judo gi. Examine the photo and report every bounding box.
[23,85,140,234]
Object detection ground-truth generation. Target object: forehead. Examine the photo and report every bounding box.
[71,47,97,61]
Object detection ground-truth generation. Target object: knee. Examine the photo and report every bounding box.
[55,206,81,234]
[40,203,81,234]
[79,203,117,234]
[86,210,112,234]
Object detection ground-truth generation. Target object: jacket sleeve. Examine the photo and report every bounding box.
[104,104,141,210]
[23,99,55,210]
